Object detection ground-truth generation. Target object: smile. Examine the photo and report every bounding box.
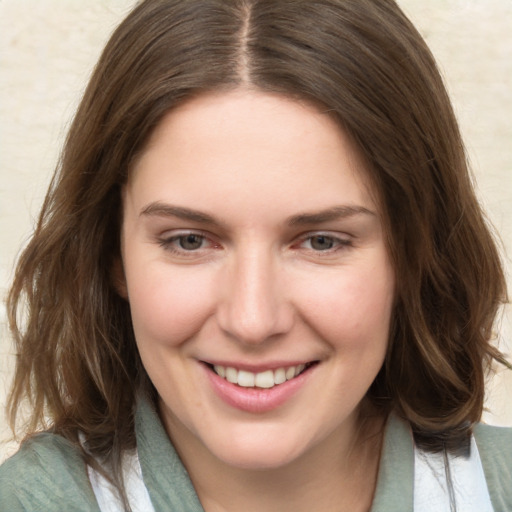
[210,363,314,389]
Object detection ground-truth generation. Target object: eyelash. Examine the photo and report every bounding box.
[157,231,353,257]
[296,233,353,253]
[158,231,217,255]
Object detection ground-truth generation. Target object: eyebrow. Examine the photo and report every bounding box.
[140,202,220,225]
[140,202,375,227]
[286,205,376,226]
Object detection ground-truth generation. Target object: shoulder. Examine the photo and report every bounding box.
[473,423,512,510]
[474,421,512,465]
[0,432,100,512]
[474,421,512,446]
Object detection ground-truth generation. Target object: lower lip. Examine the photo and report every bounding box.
[204,364,315,413]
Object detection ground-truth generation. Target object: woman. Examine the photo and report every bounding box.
[1,0,511,510]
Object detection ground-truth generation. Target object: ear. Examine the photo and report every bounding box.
[111,257,128,299]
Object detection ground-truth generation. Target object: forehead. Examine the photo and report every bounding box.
[127,89,380,222]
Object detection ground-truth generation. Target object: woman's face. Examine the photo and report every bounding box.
[120,90,394,470]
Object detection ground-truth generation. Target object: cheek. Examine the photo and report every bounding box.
[125,262,216,347]
[298,262,394,348]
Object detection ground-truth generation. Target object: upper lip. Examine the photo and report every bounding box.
[200,360,318,372]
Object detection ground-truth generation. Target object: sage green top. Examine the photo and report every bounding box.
[1,398,511,511]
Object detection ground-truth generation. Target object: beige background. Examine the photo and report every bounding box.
[1,1,511,461]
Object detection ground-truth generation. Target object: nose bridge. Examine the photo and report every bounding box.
[219,243,291,344]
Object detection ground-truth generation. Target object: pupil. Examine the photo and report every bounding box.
[180,234,202,250]
[311,236,333,250]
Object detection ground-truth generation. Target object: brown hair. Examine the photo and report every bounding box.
[7,0,509,498]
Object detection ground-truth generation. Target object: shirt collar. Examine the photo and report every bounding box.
[135,395,205,511]
[370,412,415,511]
[135,395,414,511]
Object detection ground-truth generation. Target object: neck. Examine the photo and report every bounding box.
[164,407,386,512]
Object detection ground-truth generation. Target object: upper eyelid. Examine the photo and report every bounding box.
[159,228,213,241]
[295,230,352,242]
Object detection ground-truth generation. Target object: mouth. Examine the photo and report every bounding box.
[204,362,318,389]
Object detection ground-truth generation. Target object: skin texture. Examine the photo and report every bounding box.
[120,89,395,511]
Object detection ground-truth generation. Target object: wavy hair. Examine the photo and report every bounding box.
[7,0,509,500]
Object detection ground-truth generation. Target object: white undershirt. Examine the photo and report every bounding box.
[87,449,155,512]
[414,436,493,511]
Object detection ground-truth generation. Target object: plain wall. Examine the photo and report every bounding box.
[1,0,511,461]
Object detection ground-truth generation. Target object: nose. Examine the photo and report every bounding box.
[217,246,294,346]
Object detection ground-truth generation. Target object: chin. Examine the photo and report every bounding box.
[206,431,307,471]
[216,449,300,471]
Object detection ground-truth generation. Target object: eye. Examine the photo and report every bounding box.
[158,231,218,255]
[298,233,352,252]
[308,235,336,251]
[175,233,205,251]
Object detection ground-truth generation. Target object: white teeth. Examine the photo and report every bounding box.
[254,370,275,389]
[237,370,255,387]
[212,363,310,388]
[274,368,286,385]
[214,365,225,378]
[225,367,238,384]
[285,367,296,380]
